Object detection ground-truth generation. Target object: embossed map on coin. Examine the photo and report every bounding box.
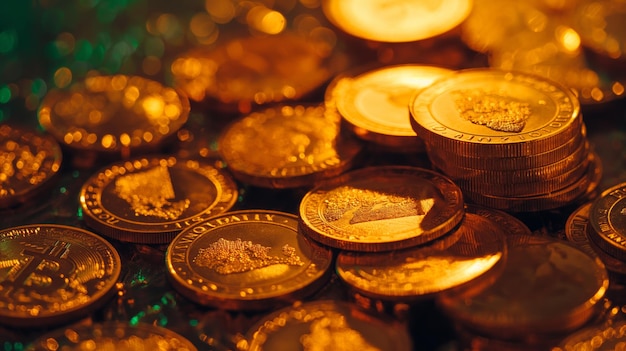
[452,90,531,132]
[322,181,443,234]
[114,165,190,220]
[194,238,304,275]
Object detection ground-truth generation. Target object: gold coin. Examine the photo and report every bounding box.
[554,320,626,351]
[171,32,344,113]
[588,182,626,261]
[463,151,602,212]
[409,68,582,157]
[327,64,453,149]
[299,166,465,251]
[0,124,62,208]
[426,123,586,171]
[218,104,363,189]
[244,300,412,351]
[336,205,508,301]
[0,224,121,328]
[565,202,626,277]
[26,322,197,351]
[438,235,608,339]
[39,75,190,155]
[166,210,332,310]
[321,0,472,42]
[80,156,238,244]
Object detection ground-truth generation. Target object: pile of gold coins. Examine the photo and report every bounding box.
[2,0,626,350]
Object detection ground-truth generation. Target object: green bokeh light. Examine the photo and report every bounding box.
[0,86,11,104]
[0,30,17,54]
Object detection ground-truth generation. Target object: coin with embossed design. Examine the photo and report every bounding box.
[0,124,62,209]
[80,156,238,244]
[588,182,626,261]
[245,300,412,351]
[0,224,121,327]
[219,104,363,189]
[336,204,508,301]
[166,210,333,310]
[299,166,464,251]
[565,202,626,277]
[409,68,582,157]
[438,235,608,339]
[326,64,453,149]
[26,321,197,351]
[554,319,626,351]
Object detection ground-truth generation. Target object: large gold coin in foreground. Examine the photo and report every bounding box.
[299,166,464,251]
[0,224,121,327]
[166,210,332,310]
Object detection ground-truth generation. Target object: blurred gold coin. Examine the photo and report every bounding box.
[166,210,332,310]
[26,322,197,351]
[245,300,412,351]
[336,204,508,301]
[299,166,464,251]
[171,32,345,113]
[219,104,363,189]
[322,0,472,42]
[39,75,189,156]
[571,0,626,60]
[0,124,62,208]
[80,156,238,244]
[438,235,608,339]
[409,68,582,157]
[554,319,626,351]
[0,224,121,328]
[327,64,453,150]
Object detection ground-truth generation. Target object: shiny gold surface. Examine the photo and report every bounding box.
[327,64,453,149]
[80,156,238,244]
[38,75,189,154]
[0,125,62,208]
[166,210,332,310]
[410,68,581,157]
[218,104,363,189]
[335,207,508,300]
[0,224,121,327]
[27,322,197,351]
[299,166,465,251]
[244,300,412,351]
[439,235,608,338]
[571,0,626,60]
[322,0,472,42]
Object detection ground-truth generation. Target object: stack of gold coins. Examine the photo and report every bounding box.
[409,68,600,212]
[325,64,454,153]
